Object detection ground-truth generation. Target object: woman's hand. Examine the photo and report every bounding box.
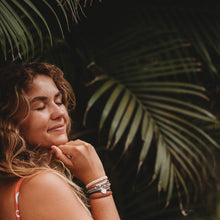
[51,140,106,185]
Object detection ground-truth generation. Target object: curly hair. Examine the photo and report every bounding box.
[0,62,88,207]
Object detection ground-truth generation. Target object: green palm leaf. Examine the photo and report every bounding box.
[139,114,154,169]
[0,0,100,60]
[125,104,143,151]
[99,84,124,130]
[84,27,219,206]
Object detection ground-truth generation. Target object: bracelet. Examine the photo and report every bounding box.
[89,191,112,200]
[89,188,112,195]
[86,176,108,189]
[87,182,111,195]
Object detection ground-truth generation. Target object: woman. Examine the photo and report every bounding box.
[0,62,120,220]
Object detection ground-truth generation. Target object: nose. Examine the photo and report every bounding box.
[50,104,65,120]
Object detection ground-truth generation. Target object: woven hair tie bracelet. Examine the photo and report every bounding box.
[86,176,108,189]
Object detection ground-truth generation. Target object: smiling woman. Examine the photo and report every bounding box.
[20,75,69,148]
[0,62,120,220]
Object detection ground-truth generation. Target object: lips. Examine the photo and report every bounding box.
[47,124,65,133]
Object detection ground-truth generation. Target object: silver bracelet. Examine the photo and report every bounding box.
[86,176,108,189]
[88,188,112,195]
[87,182,111,194]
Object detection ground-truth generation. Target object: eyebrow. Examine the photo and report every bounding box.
[30,91,61,104]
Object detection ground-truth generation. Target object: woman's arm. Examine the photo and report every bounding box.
[51,139,121,220]
[89,193,120,220]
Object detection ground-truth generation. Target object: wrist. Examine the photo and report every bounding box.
[86,176,112,200]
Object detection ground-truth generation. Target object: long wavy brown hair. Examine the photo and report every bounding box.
[0,62,88,208]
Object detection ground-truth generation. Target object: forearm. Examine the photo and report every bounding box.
[52,141,120,219]
[90,195,120,220]
[86,176,120,219]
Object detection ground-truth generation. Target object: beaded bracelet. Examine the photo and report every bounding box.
[87,182,111,195]
[87,180,109,190]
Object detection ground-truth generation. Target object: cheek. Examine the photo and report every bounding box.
[62,107,69,122]
[63,109,71,131]
[20,113,45,135]
[20,114,49,146]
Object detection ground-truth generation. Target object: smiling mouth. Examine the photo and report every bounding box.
[48,124,65,133]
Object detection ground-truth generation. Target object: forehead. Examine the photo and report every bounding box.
[26,74,59,98]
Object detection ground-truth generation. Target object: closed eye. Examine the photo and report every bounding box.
[36,106,46,111]
[55,92,63,106]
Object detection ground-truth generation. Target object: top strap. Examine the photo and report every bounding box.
[14,178,24,220]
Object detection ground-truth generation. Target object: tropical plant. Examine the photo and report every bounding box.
[72,2,220,218]
[82,27,218,209]
[0,0,100,62]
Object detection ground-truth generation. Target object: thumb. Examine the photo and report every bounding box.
[51,145,73,168]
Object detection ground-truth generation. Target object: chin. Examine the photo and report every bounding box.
[52,138,68,146]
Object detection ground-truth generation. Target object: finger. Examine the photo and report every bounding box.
[51,145,73,168]
[67,140,92,147]
[59,142,92,156]
[58,144,82,157]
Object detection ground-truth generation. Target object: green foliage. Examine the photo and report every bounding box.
[0,0,100,61]
[83,27,219,208]
[77,4,220,216]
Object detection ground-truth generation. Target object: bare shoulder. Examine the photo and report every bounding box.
[22,171,71,193]
[19,171,92,220]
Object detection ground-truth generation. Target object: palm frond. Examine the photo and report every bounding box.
[144,6,220,76]
[0,0,100,61]
[83,27,219,206]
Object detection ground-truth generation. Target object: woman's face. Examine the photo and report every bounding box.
[20,74,69,148]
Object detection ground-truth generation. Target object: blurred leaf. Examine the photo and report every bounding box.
[99,84,124,131]
[84,26,219,208]
[0,0,100,60]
